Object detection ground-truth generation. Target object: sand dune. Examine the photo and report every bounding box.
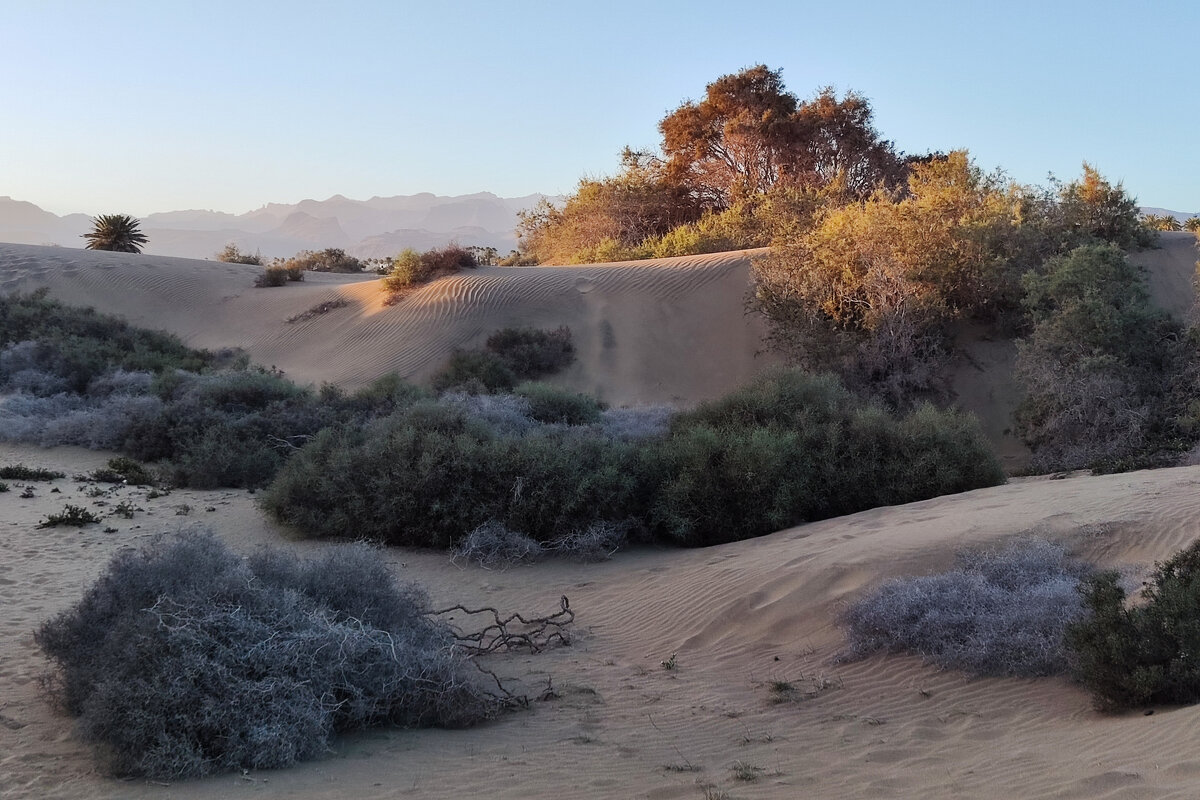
[2,235,1194,437]
[0,243,782,407]
[5,442,1200,799]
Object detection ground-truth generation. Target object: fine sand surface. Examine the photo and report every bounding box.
[5,442,1200,799]
[0,243,783,407]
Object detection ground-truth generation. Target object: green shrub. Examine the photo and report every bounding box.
[429,327,576,395]
[260,403,647,548]
[39,504,102,527]
[515,382,604,425]
[1066,540,1200,709]
[254,266,292,287]
[91,457,154,486]
[382,248,427,291]
[650,370,1004,546]
[383,245,477,293]
[485,326,575,380]
[35,532,497,778]
[1015,243,1196,471]
[0,464,65,481]
[431,350,517,394]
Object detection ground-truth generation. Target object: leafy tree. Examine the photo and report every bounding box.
[659,66,903,208]
[82,214,148,254]
[1142,213,1183,232]
[517,67,905,264]
[214,243,263,265]
[1055,164,1155,249]
[1186,216,1200,233]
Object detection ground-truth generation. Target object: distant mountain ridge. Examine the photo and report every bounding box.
[0,192,557,260]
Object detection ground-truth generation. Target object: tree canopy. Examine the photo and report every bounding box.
[659,66,904,208]
[83,214,148,254]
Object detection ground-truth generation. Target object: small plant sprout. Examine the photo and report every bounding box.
[661,652,678,671]
[730,760,764,781]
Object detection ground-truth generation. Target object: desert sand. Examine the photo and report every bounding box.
[0,243,782,408]
[5,444,1200,799]
[2,233,1200,798]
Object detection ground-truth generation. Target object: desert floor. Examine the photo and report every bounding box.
[3,235,1200,798]
[5,443,1200,799]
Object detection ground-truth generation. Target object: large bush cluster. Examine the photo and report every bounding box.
[264,369,1003,549]
[0,293,429,487]
[2,291,1005,548]
[0,291,214,391]
[36,532,497,778]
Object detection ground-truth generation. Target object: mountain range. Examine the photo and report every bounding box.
[0,192,558,260]
[1,196,1192,263]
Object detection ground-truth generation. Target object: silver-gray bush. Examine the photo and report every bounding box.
[840,538,1093,677]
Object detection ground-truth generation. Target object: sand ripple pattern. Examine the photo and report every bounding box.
[0,244,778,405]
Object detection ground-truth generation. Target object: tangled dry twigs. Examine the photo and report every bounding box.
[434,595,574,655]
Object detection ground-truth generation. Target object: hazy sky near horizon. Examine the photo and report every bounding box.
[3,0,1198,216]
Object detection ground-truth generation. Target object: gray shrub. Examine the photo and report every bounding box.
[597,405,674,441]
[840,538,1093,677]
[36,531,497,779]
[452,520,545,567]
[440,391,538,435]
[548,520,630,562]
[86,369,155,398]
[0,391,162,450]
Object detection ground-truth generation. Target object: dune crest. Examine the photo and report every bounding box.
[0,243,781,406]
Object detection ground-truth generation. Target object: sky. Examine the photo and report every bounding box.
[2,0,1197,217]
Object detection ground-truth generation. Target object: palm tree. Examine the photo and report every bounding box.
[82,214,149,253]
[1141,213,1183,232]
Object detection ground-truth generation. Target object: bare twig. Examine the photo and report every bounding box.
[432,595,574,655]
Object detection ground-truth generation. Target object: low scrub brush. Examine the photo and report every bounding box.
[841,538,1093,677]
[36,531,500,779]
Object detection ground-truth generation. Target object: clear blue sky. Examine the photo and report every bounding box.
[3,0,1197,216]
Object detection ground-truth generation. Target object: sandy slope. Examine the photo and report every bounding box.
[2,236,1194,457]
[5,442,1200,799]
[0,243,782,407]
